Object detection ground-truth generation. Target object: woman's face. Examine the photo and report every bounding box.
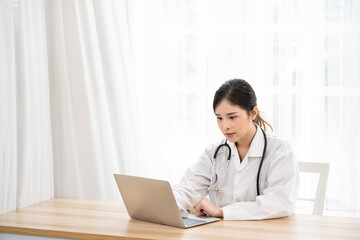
[215,99,257,143]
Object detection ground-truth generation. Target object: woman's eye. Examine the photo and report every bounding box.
[217,117,222,120]
[230,116,236,120]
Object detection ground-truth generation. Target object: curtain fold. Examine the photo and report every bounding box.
[0,0,53,213]
[1,0,143,213]
[45,0,142,199]
[0,0,17,214]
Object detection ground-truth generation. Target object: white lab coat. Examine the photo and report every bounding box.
[172,126,299,220]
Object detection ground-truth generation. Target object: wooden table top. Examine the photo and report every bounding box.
[0,198,359,240]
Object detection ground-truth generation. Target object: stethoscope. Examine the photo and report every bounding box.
[208,127,267,196]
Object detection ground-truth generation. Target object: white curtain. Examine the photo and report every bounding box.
[44,0,142,199]
[0,0,53,213]
[1,0,359,217]
[0,0,142,213]
[127,0,360,217]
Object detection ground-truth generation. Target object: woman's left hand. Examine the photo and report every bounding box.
[193,197,223,218]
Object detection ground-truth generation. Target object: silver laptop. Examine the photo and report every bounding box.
[114,174,220,228]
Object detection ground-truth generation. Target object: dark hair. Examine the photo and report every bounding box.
[213,79,273,132]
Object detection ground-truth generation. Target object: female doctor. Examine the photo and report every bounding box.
[172,79,299,220]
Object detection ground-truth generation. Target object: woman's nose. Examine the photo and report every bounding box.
[221,120,230,130]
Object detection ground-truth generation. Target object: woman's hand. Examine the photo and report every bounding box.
[193,197,223,218]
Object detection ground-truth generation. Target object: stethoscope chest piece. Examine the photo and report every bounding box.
[207,187,224,192]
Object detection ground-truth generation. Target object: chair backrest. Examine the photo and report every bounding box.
[297,162,330,215]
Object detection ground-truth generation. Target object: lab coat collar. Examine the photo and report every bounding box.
[247,125,265,158]
[227,124,265,159]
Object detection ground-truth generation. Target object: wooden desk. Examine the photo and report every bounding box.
[0,198,359,240]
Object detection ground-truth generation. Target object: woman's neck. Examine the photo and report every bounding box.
[236,124,257,161]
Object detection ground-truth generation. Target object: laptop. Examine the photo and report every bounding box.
[113,174,220,228]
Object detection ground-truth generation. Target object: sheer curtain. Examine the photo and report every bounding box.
[132,0,360,217]
[0,0,143,213]
[0,0,53,213]
[44,0,142,200]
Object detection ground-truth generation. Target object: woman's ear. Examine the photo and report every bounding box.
[251,106,258,121]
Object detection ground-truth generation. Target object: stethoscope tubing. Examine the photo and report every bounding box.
[211,127,267,196]
[213,141,231,160]
[256,128,267,196]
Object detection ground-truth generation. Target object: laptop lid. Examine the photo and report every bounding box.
[113,174,220,228]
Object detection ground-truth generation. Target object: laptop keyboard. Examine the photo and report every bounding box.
[182,217,207,227]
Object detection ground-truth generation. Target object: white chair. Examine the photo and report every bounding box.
[297,162,330,215]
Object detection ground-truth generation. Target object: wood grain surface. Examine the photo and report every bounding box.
[0,198,359,240]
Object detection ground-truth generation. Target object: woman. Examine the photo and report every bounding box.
[173,79,299,220]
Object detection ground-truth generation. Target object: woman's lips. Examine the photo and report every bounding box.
[225,133,235,138]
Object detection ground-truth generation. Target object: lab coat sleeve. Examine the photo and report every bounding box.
[172,147,213,212]
[222,141,299,220]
